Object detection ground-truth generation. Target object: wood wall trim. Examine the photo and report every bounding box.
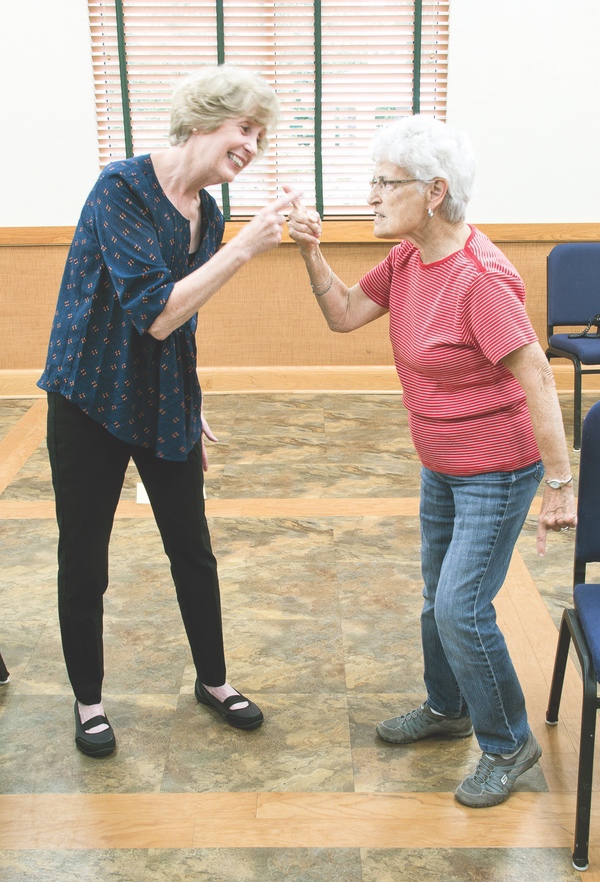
[2,222,600,246]
[469,223,600,243]
[0,227,76,246]
[1,364,596,398]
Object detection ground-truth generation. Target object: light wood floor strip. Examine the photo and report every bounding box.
[0,398,46,494]
[0,497,422,520]
[0,791,582,850]
[0,498,548,520]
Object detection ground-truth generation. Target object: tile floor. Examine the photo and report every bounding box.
[0,392,596,880]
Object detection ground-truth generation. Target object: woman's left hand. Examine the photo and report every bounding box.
[536,485,578,556]
[200,411,218,472]
[283,185,322,253]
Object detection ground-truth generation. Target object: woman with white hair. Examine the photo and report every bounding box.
[286,115,576,808]
[39,64,300,756]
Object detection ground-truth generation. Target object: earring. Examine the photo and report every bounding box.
[427,208,434,219]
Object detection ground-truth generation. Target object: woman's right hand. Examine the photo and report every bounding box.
[283,185,322,254]
[235,190,303,259]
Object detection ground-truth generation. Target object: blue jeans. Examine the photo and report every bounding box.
[419,460,544,754]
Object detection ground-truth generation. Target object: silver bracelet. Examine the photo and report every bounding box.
[310,269,334,297]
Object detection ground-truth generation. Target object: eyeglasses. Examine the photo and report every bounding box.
[369,177,419,191]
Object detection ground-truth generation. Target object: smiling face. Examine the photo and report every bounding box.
[192,117,267,186]
[368,161,431,241]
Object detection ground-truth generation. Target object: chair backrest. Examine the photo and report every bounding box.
[575,400,600,564]
[547,243,600,328]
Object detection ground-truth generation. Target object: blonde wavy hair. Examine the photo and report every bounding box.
[169,64,279,158]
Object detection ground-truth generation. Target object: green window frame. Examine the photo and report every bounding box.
[88,1,449,219]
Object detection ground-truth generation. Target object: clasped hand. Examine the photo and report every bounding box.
[282,185,322,250]
[237,189,304,257]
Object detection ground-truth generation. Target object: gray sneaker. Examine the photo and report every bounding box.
[376,702,474,744]
[455,730,542,808]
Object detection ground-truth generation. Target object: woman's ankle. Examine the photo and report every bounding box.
[77,700,109,733]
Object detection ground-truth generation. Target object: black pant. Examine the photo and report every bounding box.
[47,393,226,705]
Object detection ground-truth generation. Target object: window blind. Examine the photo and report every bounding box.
[88,0,449,218]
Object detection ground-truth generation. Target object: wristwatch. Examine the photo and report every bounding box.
[545,476,573,490]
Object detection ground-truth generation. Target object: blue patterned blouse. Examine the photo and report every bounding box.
[38,155,224,460]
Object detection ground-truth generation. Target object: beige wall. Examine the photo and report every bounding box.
[1,224,599,387]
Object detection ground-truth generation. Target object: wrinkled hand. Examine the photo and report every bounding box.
[536,485,577,556]
[236,189,303,258]
[200,411,218,473]
[283,184,322,251]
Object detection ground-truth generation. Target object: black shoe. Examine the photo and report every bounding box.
[195,681,263,730]
[74,701,116,757]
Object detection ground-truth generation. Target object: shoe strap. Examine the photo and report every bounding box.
[221,694,249,710]
[82,714,110,731]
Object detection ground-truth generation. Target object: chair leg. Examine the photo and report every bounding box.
[546,612,571,723]
[573,360,583,451]
[572,668,597,871]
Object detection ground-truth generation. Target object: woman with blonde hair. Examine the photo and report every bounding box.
[39,65,300,756]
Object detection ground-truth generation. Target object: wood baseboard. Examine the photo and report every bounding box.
[0,364,595,397]
[3,222,600,246]
[0,367,402,398]
[200,366,402,392]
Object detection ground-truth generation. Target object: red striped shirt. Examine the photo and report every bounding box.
[360,225,540,475]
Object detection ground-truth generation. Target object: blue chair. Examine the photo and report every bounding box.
[546,243,600,450]
[546,400,600,871]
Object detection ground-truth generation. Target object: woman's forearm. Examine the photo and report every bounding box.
[501,341,577,552]
[298,248,354,332]
[285,192,386,332]
[298,247,387,333]
[148,238,250,339]
[521,352,571,478]
[148,190,300,340]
